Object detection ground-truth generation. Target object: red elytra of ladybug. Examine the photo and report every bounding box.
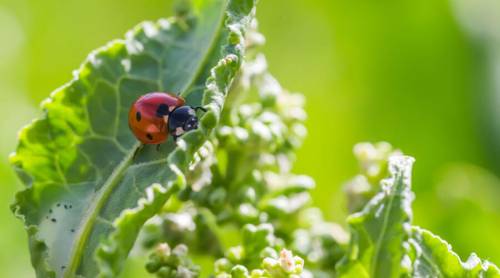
[128,92,185,144]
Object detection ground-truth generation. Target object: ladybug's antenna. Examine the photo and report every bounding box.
[192,106,207,113]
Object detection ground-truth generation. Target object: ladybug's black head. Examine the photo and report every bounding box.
[168,106,199,138]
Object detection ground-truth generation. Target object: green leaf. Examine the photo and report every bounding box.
[10,0,256,277]
[336,156,415,278]
[410,227,500,278]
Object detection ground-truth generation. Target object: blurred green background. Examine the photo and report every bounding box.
[1,0,500,276]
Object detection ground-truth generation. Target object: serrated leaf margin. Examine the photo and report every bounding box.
[411,226,500,278]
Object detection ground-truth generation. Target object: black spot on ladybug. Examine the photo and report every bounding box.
[156,104,169,117]
[51,218,57,223]
[136,111,142,122]
[146,133,153,140]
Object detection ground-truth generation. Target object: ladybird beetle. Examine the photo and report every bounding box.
[128,92,205,144]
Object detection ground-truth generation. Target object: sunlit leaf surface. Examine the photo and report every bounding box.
[411,227,500,278]
[336,156,414,278]
[10,0,256,277]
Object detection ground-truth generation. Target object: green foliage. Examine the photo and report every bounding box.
[337,143,500,278]
[410,227,500,278]
[10,0,256,277]
[337,155,414,277]
[10,0,500,278]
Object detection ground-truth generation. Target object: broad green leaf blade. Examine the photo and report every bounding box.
[410,227,500,278]
[336,156,415,278]
[10,0,256,277]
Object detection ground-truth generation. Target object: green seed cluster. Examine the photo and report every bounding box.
[145,243,199,278]
[212,225,304,277]
[183,53,311,227]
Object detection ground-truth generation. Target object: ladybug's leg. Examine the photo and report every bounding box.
[156,144,161,152]
[133,144,144,159]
